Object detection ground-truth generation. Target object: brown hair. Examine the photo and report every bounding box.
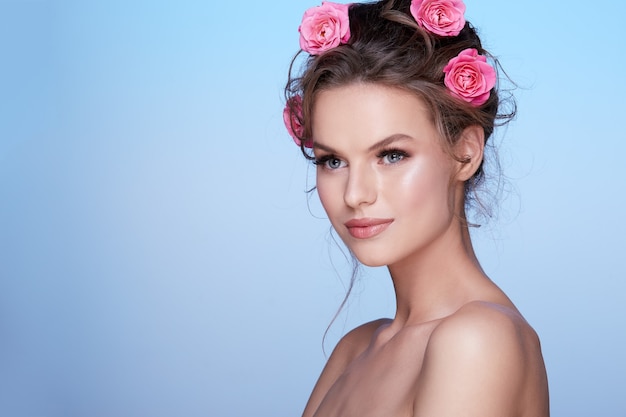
[285,0,515,215]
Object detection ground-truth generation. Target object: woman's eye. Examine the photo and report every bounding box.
[315,156,346,170]
[326,158,345,169]
[381,151,406,164]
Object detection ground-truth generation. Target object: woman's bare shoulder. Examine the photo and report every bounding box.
[424,301,538,378]
[301,318,391,417]
[437,300,537,339]
[316,318,391,381]
[413,301,548,416]
[334,318,392,358]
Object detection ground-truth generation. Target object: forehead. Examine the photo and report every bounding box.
[311,83,436,146]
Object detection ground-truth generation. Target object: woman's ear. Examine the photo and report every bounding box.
[455,125,485,181]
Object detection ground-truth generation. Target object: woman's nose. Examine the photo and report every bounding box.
[343,165,377,208]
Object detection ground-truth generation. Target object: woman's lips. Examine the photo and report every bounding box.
[344,218,394,239]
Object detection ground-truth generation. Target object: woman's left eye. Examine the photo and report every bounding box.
[380,150,407,164]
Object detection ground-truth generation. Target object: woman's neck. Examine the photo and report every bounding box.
[387,218,488,326]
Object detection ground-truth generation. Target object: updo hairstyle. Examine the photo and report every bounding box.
[285,0,515,214]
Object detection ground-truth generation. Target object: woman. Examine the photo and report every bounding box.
[283,1,549,416]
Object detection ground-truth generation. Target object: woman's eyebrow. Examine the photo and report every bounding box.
[367,134,412,152]
[312,141,336,153]
[313,134,412,153]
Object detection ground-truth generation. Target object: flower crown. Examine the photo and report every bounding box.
[284,0,496,146]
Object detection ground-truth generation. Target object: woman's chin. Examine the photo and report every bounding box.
[351,252,390,268]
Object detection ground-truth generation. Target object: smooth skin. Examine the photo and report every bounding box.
[302,83,549,417]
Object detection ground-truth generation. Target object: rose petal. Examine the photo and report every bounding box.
[298,2,351,55]
[283,96,313,148]
[443,48,496,106]
[410,0,466,37]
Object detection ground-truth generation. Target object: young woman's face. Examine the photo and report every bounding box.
[312,83,461,267]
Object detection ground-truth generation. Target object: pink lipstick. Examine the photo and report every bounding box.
[344,218,394,239]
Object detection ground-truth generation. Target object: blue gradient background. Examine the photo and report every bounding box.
[1,0,624,416]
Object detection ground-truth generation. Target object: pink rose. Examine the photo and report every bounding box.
[298,2,351,55]
[443,48,496,106]
[410,0,466,37]
[283,95,313,148]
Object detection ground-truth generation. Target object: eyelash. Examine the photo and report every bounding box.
[314,148,409,169]
[377,148,409,164]
[313,155,344,169]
